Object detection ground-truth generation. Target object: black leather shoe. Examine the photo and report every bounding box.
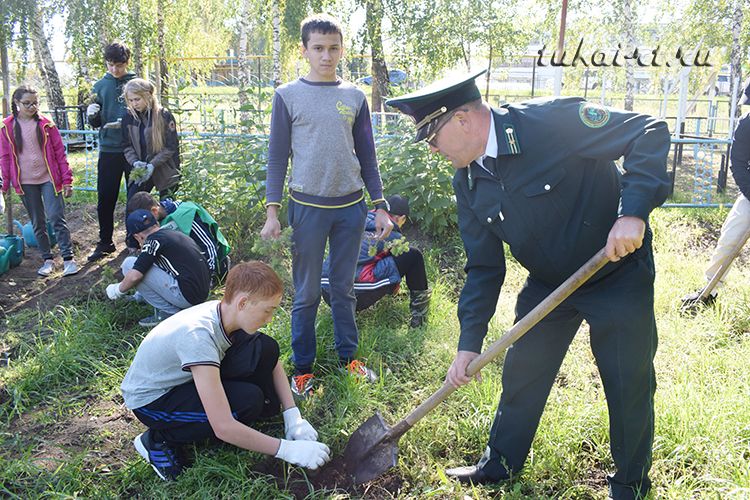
[87,242,116,262]
[680,289,717,315]
[445,465,498,485]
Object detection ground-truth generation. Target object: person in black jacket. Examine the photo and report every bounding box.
[387,70,670,499]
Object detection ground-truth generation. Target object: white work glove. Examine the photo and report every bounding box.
[129,162,154,186]
[86,103,100,116]
[274,439,330,470]
[283,407,318,441]
[106,283,126,300]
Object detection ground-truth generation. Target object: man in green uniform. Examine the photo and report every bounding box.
[386,70,670,499]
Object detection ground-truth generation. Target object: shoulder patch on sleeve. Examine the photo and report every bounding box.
[578,102,610,128]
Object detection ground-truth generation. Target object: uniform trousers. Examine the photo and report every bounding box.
[479,251,657,500]
[133,332,281,445]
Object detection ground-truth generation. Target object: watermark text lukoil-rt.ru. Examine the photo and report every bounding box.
[537,39,712,68]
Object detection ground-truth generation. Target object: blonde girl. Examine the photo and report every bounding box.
[122,78,181,202]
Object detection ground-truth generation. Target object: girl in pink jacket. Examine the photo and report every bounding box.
[0,85,77,277]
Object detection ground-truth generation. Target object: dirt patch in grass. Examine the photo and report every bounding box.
[0,202,129,318]
[8,398,140,474]
[253,455,404,499]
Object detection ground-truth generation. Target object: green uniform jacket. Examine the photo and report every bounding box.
[454,97,671,353]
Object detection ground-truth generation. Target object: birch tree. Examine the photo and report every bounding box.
[365,0,388,112]
[30,1,67,126]
[729,0,743,117]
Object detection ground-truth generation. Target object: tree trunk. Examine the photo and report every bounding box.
[730,0,743,118]
[1,29,10,117]
[130,0,144,76]
[366,0,388,112]
[31,4,68,127]
[461,40,471,71]
[157,0,169,106]
[237,0,253,129]
[73,45,90,130]
[623,0,636,111]
[271,0,281,88]
[484,43,493,101]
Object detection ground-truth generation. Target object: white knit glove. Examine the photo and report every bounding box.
[283,407,318,441]
[106,283,126,300]
[274,439,330,470]
[129,162,154,186]
[86,103,100,116]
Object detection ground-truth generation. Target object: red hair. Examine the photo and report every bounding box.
[224,261,283,302]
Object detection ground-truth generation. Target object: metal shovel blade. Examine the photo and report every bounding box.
[343,412,399,484]
[339,248,610,486]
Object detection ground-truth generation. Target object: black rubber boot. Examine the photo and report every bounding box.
[409,289,431,328]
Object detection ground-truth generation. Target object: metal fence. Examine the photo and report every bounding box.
[59,121,738,207]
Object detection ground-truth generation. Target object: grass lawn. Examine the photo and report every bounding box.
[1,207,750,498]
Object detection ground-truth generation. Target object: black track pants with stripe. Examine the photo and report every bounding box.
[133,332,281,445]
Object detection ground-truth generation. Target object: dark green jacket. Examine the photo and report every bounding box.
[454,97,671,353]
[89,72,136,153]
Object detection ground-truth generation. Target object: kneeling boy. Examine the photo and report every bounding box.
[127,192,231,284]
[107,209,211,327]
[121,261,330,480]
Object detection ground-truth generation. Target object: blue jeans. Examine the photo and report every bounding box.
[20,182,73,260]
[289,200,367,371]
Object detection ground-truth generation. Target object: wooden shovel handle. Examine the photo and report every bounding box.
[391,248,610,438]
[697,222,750,302]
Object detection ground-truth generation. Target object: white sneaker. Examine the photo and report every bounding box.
[37,259,55,277]
[62,260,79,276]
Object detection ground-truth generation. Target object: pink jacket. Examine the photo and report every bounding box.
[0,114,73,195]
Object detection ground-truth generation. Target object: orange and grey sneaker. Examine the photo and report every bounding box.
[290,373,315,398]
[345,359,378,383]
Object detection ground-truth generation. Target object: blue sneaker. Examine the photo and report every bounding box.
[133,430,183,481]
[138,309,173,328]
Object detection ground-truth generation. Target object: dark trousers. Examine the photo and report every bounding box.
[480,252,657,500]
[126,178,179,203]
[393,248,428,291]
[96,152,130,245]
[133,332,281,446]
[352,248,428,311]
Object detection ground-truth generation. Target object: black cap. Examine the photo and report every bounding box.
[126,209,158,235]
[740,77,750,105]
[386,195,409,217]
[386,69,487,142]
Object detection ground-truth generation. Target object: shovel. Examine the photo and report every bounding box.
[343,247,610,484]
[682,222,750,312]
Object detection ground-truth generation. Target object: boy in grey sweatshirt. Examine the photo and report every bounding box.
[261,13,393,398]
